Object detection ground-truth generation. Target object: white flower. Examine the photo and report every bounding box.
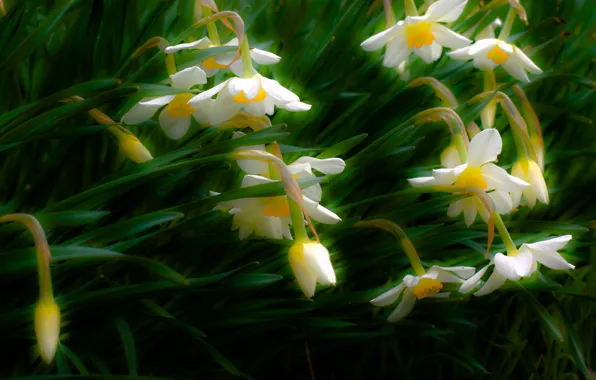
[371,265,475,322]
[409,129,530,226]
[289,241,336,298]
[361,0,471,67]
[448,38,542,82]
[460,235,574,296]
[121,66,209,139]
[511,158,548,209]
[213,173,342,240]
[164,37,281,77]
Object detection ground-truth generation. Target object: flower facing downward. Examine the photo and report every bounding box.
[34,298,61,364]
[408,129,530,226]
[511,158,548,209]
[448,38,542,82]
[116,132,153,163]
[371,266,475,322]
[164,37,281,77]
[188,74,311,125]
[361,0,471,67]
[289,241,336,298]
[121,66,208,139]
[460,235,574,296]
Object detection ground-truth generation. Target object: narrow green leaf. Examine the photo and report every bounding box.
[113,317,138,376]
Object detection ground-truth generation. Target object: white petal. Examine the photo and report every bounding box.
[228,59,245,77]
[431,24,471,49]
[383,35,411,67]
[482,163,530,192]
[228,76,262,100]
[408,176,439,187]
[260,76,300,103]
[474,270,506,296]
[302,183,322,203]
[241,174,274,188]
[502,57,531,82]
[429,266,475,283]
[387,289,417,322]
[250,48,282,65]
[303,197,341,224]
[121,97,170,124]
[522,239,575,271]
[473,54,499,70]
[236,148,269,175]
[489,190,513,214]
[432,168,458,184]
[425,0,467,23]
[158,109,190,140]
[459,264,491,293]
[289,248,317,298]
[493,252,533,280]
[511,190,522,209]
[468,39,499,55]
[513,47,542,74]
[527,160,549,204]
[164,37,212,54]
[447,200,463,217]
[524,235,572,254]
[462,197,477,227]
[467,128,502,167]
[224,37,239,46]
[431,265,477,280]
[440,145,462,168]
[169,66,207,90]
[280,101,311,112]
[414,44,437,63]
[447,46,472,60]
[361,23,401,51]
[303,242,336,285]
[188,80,229,104]
[291,157,346,175]
[371,282,407,306]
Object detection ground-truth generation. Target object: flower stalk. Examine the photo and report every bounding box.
[404,0,419,17]
[202,6,221,46]
[492,210,517,256]
[498,7,517,40]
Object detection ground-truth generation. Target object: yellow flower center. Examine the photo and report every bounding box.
[405,22,435,48]
[233,87,267,104]
[263,196,290,217]
[487,46,509,65]
[202,57,228,70]
[455,167,487,190]
[412,278,443,300]
[165,93,196,118]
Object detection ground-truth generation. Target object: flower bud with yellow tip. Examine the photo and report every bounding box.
[511,157,548,209]
[288,240,336,298]
[34,297,60,364]
[115,131,154,164]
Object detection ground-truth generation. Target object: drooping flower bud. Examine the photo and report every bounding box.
[34,298,61,364]
[288,241,336,298]
[116,132,153,164]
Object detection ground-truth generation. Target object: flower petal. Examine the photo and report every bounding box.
[424,0,467,23]
[250,48,282,64]
[260,76,300,103]
[164,37,212,54]
[524,235,572,253]
[459,264,491,293]
[169,66,207,90]
[303,242,336,285]
[383,34,411,67]
[188,80,229,104]
[371,282,407,306]
[229,76,262,99]
[387,289,417,322]
[431,265,477,280]
[441,144,462,168]
[474,270,506,296]
[513,47,542,74]
[289,247,317,298]
[408,176,439,187]
[361,23,401,51]
[468,39,499,55]
[467,128,502,167]
[447,46,472,60]
[158,109,191,140]
[290,157,346,175]
[447,200,463,217]
[522,238,575,270]
[489,190,513,215]
[121,96,172,124]
[303,197,341,224]
[482,163,530,192]
[414,43,439,63]
[241,174,274,188]
[281,101,312,112]
[502,56,531,82]
[431,24,471,49]
[462,197,477,227]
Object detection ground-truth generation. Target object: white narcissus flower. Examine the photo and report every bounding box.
[361,0,471,67]
[289,241,336,298]
[511,158,548,209]
[121,66,209,139]
[213,173,343,241]
[371,266,475,322]
[409,129,530,226]
[448,38,542,82]
[164,37,281,77]
[460,235,574,296]
[188,74,311,125]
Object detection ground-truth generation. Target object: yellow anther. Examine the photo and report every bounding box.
[412,278,443,300]
[487,46,509,65]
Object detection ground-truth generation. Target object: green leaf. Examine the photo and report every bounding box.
[113,317,138,376]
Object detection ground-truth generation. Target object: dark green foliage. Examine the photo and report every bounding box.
[0,0,594,379]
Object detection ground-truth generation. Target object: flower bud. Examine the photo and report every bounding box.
[34,298,60,364]
[117,133,153,163]
[288,241,336,298]
[440,144,461,168]
[511,158,548,209]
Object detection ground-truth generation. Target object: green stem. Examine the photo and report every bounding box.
[492,211,517,256]
[288,198,308,241]
[240,36,253,78]
[202,7,221,45]
[498,7,517,40]
[454,133,467,164]
[404,0,419,16]
[165,54,177,77]
[383,0,396,28]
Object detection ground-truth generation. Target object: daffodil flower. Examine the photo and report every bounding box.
[371,265,476,322]
[511,158,548,209]
[164,37,281,77]
[409,129,529,226]
[460,235,574,296]
[188,73,311,125]
[361,0,471,67]
[448,38,542,83]
[289,240,336,298]
[121,66,209,139]
[213,174,341,240]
